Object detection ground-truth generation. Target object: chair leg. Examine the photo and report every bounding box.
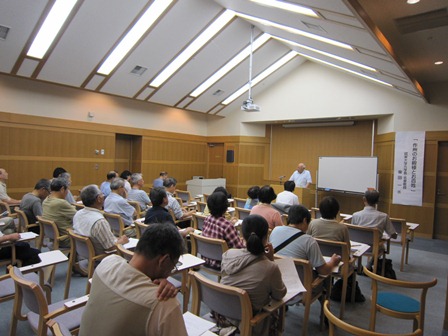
[400,243,406,272]
[301,299,311,336]
[381,254,386,277]
[339,277,347,319]
[64,254,75,299]
[405,240,410,264]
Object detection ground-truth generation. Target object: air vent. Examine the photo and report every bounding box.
[130,65,147,76]
[395,8,448,34]
[212,89,224,96]
[301,21,326,33]
[0,25,10,40]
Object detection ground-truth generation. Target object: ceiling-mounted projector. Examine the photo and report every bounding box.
[241,98,260,112]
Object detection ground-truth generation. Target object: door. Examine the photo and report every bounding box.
[434,141,448,239]
[207,143,224,178]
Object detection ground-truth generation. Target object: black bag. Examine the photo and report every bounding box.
[330,275,365,303]
[376,258,397,279]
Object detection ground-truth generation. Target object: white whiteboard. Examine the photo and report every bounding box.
[317,157,378,194]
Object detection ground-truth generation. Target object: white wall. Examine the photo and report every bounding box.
[209,62,448,136]
[0,74,210,136]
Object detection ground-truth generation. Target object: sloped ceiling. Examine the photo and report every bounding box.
[0,0,446,118]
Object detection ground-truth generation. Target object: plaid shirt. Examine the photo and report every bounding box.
[201,215,244,269]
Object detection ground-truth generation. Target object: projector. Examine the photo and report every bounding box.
[241,99,260,112]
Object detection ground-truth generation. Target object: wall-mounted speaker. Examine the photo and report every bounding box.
[226,150,234,163]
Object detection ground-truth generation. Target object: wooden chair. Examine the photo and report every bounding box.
[192,213,207,231]
[103,212,135,237]
[0,200,17,218]
[389,218,413,272]
[116,243,134,260]
[14,207,39,234]
[281,214,289,226]
[234,197,246,208]
[323,300,423,336]
[175,189,193,206]
[64,229,109,299]
[168,208,192,229]
[310,207,321,219]
[190,232,228,281]
[196,201,207,213]
[134,220,148,238]
[343,223,386,275]
[127,200,145,218]
[234,207,251,220]
[315,238,356,319]
[47,320,72,336]
[71,202,85,211]
[36,216,69,286]
[189,270,284,336]
[9,266,86,336]
[363,266,437,334]
[275,255,326,336]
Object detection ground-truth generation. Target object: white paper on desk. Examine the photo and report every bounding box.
[275,257,306,302]
[123,238,138,249]
[323,256,344,273]
[183,311,215,336]
[349,241,370,257]
[19,232,39,240]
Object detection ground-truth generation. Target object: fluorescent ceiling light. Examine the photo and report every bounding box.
[27,0,78,59]
[150,10,236,88]
[297,52,393,87]
[190,33,270,98]
[235,12,352,50]
[283,121,354,128]
[250,0,318,17]
[272,35,376,71]
[222,50,297,105]
[97,0,173,75]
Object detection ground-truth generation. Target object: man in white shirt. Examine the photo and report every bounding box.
[104,178,136,228]
[289,163,312,188]
[0,168,21,205]
[128,173,151,210]
[276,181,299,205]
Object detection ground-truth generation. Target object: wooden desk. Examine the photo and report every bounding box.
[176,253,205,313]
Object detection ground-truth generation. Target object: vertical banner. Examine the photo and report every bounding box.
[393,131,425,206]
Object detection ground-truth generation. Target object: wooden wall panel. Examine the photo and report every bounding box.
[269,121,374,183]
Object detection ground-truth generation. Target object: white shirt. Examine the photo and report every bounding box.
[289,170,312,187]
[276,190,299,205]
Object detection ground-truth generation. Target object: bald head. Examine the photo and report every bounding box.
[297,163,306,173]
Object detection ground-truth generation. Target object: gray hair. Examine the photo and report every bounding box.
[81,184,102,207]
[110,178,125,190]
[50,177,69,192]
[60,172,71,185]
[163,177,177,188]
[130,173,143,185]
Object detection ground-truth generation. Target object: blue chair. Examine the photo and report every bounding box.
[363,266,437,334]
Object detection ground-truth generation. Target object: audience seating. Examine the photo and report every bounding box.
[275,255,326,336]
[343,223,386,276]
[64,229,110,299]
[175,189,193,206]
[0,201,17,219]
[9,266,86,336]
[234,207,250,220]
[103,212,135,237]
[281,214,288,226]
[127,200,145,219]
[233,197,246,208]
[189,270,284,336]
[36,216,70,286]
[388,218,414,272]
[363,266,437,334]
[192,213,207,231]
[310,207,321,219]
[14,207,40,235]
[134,221,148,239]
[71,203,85,211]
[315,238,355,319]
[168,208,192,229]
[323,300,423,336]
[190,233,228,281]
[196,201,207,213]
[47,320,72,336]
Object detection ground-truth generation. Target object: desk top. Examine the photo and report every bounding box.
[178,253,205,271]
[350,240,370,257]
[407,222,420,230]
[20,250,68,272]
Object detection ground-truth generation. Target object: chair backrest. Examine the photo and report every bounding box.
[281,214,288,226]
[134,221,148,239]
[175,189,192,204]
[116,244,134,262]
[390,218,407,243]
[196,201,207,213]
[127,200,144,219]
[103,212,125,236]
[9,266,48,315]
[0,201,13,217]
[192,213,207,230]
[190,233,228,262]
[37,216,60,242]
[14,207,30,233]
[72,203,85,211]
[315,238,350,273]
[310,207,321,219]
[67,229,94,260]
[234,197,246,208]
[323,300,422,336]
[235,207,250,220]
[189,270,253,335]
[343,223,380,253]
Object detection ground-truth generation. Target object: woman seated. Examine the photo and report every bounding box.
[250,185,283,229]
[244,185,260,209]
[221,215,286,336]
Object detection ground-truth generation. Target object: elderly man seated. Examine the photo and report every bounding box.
[104,178,136,228]
[19,179,51,232]
[128,173,151,212]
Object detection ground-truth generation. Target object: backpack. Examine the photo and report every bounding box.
[330,275,365,302]
[376,258,397,279]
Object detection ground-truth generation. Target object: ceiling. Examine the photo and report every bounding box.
[0,0,447,117]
